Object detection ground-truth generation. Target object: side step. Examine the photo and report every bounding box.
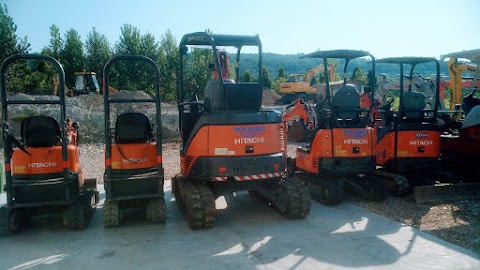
[414,183,480,204]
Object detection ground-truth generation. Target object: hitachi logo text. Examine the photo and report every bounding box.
[123,158,147,163]
[234,137,265,144]
[409,140,433,146]
[28,162,57,168]
[344,139,368,145]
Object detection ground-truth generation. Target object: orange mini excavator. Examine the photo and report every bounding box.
[0,54,98,233]
[102,55,166,227]
[371,57,478,203]
[286,50,389,205]
[373,57,441,186]
[172,32,310,229]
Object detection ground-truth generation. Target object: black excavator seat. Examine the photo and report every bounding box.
[400,91,426,121]
[114,112,152,144]
[21,116,61,147]
[331,84,361,126]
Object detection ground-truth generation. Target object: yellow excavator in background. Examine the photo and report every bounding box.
[440,49,480,115]
[276,64,337,104]
[53,70,117,96]
[439,49,480,157]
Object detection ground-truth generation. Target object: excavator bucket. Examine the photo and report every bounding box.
[413,183,480,204]
[287,119,307,142]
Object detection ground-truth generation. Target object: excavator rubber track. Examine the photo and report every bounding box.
[371,170,410,196]
[172,174,216,230]
[103,196,166,228]
[344,175,389,202]
[63,189,98,230]
[254,176,311,219]
[294,173,345,206]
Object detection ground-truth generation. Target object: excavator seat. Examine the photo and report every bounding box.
[401,92,426,121]
[204,79,261,112]
[115,112,152,144]
[21,116,61,147]
[204,79,224,112]
[331,84,361,126]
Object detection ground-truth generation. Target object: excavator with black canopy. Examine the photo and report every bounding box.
[374,57,446,202]
[285,50,389,205]
[172,32,310,229]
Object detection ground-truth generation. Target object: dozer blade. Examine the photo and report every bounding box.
[414,183,480,204]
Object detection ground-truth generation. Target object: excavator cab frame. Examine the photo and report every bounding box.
[0,54,98,232]
[102,55,166,227]
[288,50,387,205]
[374,57,441,183]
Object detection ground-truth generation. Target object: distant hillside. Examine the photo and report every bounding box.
[239,53,449,79]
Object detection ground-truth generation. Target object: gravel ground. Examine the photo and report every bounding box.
[79,142,480,255]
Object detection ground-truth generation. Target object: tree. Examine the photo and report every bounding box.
[0,4,30,61]
[0,4,31,93]
[183,48,211,99]
[277,67,287,80]
[60,29,85,87]
[350,66,367,86]
[263,67,272,89]
[85,27,112,80]
[42,24,63,60]
[159,29,178,100]
[114,24,160,94]
[242,70,253,82]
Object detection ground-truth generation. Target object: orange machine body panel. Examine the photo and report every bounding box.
[376,130,440,165]
[181,123,285,174]
[296,127,375,173]
[110,142,159,170]
[11,145,80,175]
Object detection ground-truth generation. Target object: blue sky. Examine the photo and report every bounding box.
[3,0,479,58]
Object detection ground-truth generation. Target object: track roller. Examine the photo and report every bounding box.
[173,175,216,230]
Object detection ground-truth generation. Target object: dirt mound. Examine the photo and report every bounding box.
[262,90,281,105]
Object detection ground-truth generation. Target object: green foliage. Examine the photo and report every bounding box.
[44,25,63,59]
[271,76,286,92]
[0,4,31,93]
[242,70,253,82]
[277,67,287,80]
[350,66,367,85]
[85,27,112,83]
[0,4,30,61]
[159,29,179,100]
[61,29,85,87]
[183,48,212,100]
[113,24,160,95]
[262,67,272,89]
